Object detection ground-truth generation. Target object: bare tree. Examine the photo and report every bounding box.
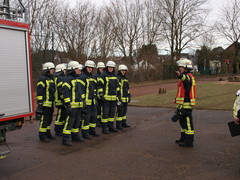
[156,0,209,61]
[215,0,240,74]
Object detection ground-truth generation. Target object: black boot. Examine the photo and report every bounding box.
[102,123,109,134]
[39,132,50,142]
[72,133,84,142]
[46,130,56,140]
[62,134,73,146]
[175,132,185,144]
[96,118,102,127]
[116,121,123,130]
[89,127,100,137]
[122,119,130,128]
[54,125,63,136]
[179,134,194,147]
[82,130,92,140]
[108,122,118,133]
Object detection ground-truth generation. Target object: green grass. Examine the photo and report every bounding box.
[130,83,240,111]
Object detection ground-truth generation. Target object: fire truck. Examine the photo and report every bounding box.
[0,0,34,158]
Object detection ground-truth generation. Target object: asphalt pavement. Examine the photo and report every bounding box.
[0,107,240,180]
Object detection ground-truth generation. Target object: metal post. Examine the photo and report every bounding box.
[52,32,54,63]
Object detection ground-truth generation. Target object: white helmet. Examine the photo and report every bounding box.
[106,60,116,68]
[85,60,96,68]
[97,62,105,68]
[42,62,55,70]
[67,61,80,70]
[55,64,66,72]
[177,58,193,70]
[118,64,128,71]
[77,64,84,70]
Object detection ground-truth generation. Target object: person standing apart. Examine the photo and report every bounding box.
[116,64,131,130]
[37,62,56,142]
[174,58,196,147]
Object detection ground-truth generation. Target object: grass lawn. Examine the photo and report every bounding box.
[130,82,240,111]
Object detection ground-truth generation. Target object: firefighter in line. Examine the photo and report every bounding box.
[233,90,240,125]
[116,64,131,130]
[62,61,85,146]
[93,62,105,127]
[98,60,120,134]
[174,58,196,147]
[79,60,100,139]
[36,62,56,142]
[54,64,67,136]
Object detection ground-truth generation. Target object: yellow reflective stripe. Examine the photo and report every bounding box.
[89,123,96,128]
[181,75,186,81]
[37,96,43,100]
[185,130,194,135]
[181,128,185,133]
[43,101,53,107]
[233,96,239,117]
[116,117,122,121]
[64,98,71,103]
[63,82,71,89]
[37,81,45,87]
[104,95,117,101]
[122,116,126,120]
[99,78,104,84]
[81,120,90,130]
[108,77,117,80]
[57,81,63,87]
[63,116,71,135]
[79,79,86,86]
[108,118,114,122]
[186,116,194,135]
[183,102,193,109]
[71,128,79,133]
[101,118,108,123]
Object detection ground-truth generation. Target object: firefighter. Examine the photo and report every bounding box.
[98,60,120,134]
[174,58,196,147]
[93,62,105,127]
[79,60,100,139]
[233,90,240,125]
[62,61,85,146]
[116,64,131,130]
[37,62,56,142]
[54,64,67,136]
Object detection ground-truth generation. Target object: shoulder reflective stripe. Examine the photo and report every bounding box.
[37,81,45,87]
[57,82,63,87]
[99,78,104,84]
[107,77,117,80]
[78,79,86,86]
[63,82,71,89]
[181,75,186,81]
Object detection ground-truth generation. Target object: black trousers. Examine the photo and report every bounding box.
[63,108,81,138]
[102,100,117,123]
[116,103,128,121]
[179,109,194,143]
[81,105,97,129]
[39,107,54,133]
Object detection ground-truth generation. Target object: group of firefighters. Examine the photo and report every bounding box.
[36,60,131,146]
[36,57,197,148]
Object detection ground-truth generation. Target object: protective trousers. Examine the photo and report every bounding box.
[179,109,194,143]
[96,99,103,122]
[102,100,117,130]
[39,107,54,139]
[116,103,128,128]
[63,108,81,142]
[54,106,67,135]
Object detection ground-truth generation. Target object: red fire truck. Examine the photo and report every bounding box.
[0,0,34,158]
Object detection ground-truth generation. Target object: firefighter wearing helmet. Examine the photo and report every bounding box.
[116,64,131,130]
[98,60,120,134]
[54,64,67,136]
[78,60,100,139]
[36,62,56,142]
[61,61,85,146]
[93,62,106,127]
[173,58,196,147]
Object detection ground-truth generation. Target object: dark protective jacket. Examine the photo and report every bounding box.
[98,70,120,101]
[78,67,97,106]
[117,72,131,103]
[62,70,85,108]
[37,72,55,107]
[54,71,65,106]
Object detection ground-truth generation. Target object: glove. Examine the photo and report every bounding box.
[35,105,43,120]
[117,101,121,106]
[65,103,72,115]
